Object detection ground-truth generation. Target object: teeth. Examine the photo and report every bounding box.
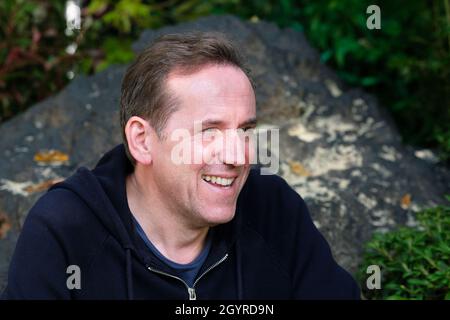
[202,175,234,186]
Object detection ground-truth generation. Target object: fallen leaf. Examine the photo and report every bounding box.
[24,178,64,194]
[0,211,11,239]
[34,150,69,165]
[401,193,411,210]
[289,160,310,177]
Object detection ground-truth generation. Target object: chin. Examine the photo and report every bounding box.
[202,206,236,225]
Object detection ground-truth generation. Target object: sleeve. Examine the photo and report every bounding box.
[292,196,361,299]
[1,202,72,300]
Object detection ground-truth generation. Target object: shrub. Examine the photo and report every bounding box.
[0,0,74,121]
[358,199,450,300]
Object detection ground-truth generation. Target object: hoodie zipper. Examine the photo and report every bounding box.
[147,253,228,300]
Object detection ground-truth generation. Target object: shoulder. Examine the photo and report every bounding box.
[236,168,319,277]
[239,167,308,218]
[23,187,109,254]
[4,188,108,299]
[27,187,94,229]
[238,167,311,236]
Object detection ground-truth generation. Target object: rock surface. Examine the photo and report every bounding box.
[0,15,449,292]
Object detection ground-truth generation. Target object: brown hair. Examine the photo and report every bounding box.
[120,31,253,166]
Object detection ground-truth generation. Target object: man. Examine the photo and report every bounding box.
[2,32,360,299]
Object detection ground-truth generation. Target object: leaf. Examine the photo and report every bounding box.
[288,160,311,177]
[87,0,109,14]
[320,50,333,63]
[400,194,412,210]
[0,211,11,239]
[386,295,408,300]
[407,278,428,286]
[361,76,379,86]
[335,37,360,67]
[95,37,135,72]
[24,178,64,194]
[34,150,69,165]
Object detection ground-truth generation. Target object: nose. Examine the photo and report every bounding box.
[219,129,252,166]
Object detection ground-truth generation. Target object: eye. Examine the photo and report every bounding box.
[203,127,219,133]
[242,126,256,132]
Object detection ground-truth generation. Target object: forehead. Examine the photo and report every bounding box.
[165,64,255,114]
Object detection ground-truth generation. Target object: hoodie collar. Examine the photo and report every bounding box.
[50,144,242,272]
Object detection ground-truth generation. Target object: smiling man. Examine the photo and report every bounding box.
[2,32,360,300]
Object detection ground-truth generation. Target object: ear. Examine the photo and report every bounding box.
[125,116,154,165]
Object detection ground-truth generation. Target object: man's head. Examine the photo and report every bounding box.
[120,32,256,228]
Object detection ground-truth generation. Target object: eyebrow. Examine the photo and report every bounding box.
[201,117,258,128]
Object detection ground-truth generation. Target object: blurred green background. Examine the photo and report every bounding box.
[1,0,449,161]
[0,0,449,299]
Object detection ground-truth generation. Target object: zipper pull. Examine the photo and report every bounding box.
[188,287,196,300]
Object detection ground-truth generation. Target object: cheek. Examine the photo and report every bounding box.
[246,138,256,165]
[192,139,205,164]
[193,137,219,165]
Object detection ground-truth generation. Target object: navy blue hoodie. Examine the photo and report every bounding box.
[2,144,360,299]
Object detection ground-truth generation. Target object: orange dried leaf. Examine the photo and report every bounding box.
[0,211,11,239]
[289,160,310,177]
[400,193,411,209]
[34,150,69,164]
[24,178,64,194]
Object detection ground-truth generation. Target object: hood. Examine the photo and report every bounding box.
[48,144,245,299]
[51,145,136,251]
[49,144,136,298]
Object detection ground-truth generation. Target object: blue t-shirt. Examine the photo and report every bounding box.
[133,218,212,287]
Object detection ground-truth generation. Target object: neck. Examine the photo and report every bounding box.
[126,168,209,264]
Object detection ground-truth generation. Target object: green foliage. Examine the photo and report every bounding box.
[90,0,151,33]
[214,0,450,162]
[96,37,135,72]
[358,201,450,300]
[0,0,224,123]
[0,0,74,121]
[1,0,449,162]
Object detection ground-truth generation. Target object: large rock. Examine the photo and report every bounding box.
[0,15,448,291]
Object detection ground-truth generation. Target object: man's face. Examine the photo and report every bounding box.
[149,64,256,228]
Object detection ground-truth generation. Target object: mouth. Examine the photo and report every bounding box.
[201,174,236,188]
